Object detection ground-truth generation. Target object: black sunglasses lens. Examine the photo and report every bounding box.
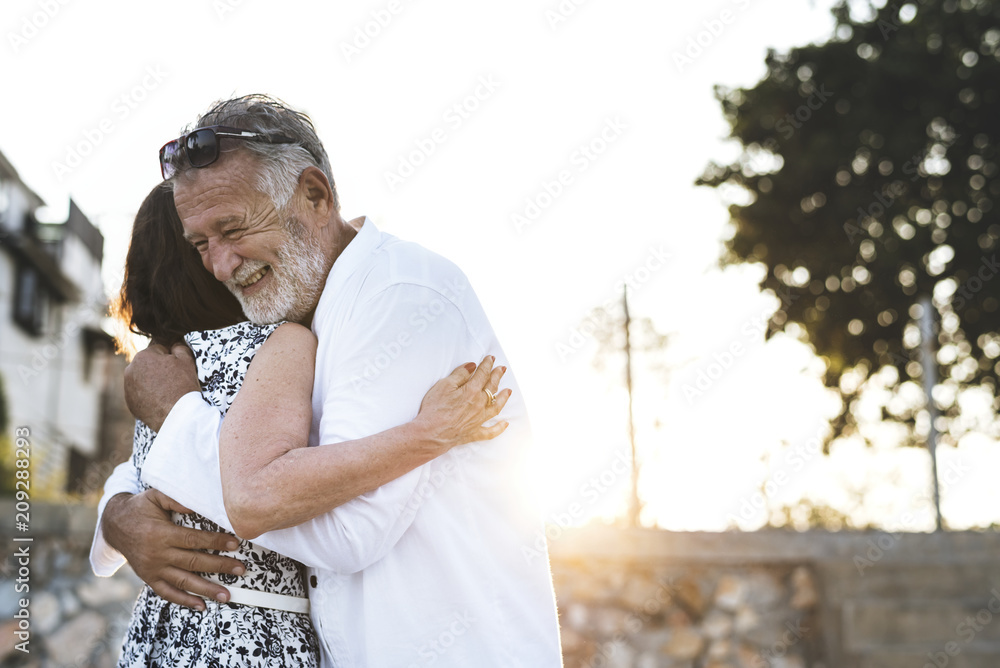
[185,129,219,168]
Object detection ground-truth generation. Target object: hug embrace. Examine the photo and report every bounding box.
[91,94,563,667]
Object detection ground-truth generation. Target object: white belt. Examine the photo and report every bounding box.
[198,575,311,615]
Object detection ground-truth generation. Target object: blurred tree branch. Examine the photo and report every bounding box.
[697,0,1000,452]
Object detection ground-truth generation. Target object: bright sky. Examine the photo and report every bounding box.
[5,0,997,531]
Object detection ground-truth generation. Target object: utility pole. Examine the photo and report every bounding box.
[918,294,944,532]
[623,286,641,527]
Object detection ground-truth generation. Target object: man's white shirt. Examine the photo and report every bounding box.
[90,219,563,667]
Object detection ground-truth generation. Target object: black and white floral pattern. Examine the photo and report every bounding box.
[118,321,319,668]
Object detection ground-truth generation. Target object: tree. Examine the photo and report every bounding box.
[590,294,674,526]
[698,0,1000,454]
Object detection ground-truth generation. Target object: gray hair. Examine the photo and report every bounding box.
[170,94,339,212]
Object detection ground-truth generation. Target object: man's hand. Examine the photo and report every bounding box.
[102,490,245,610]
[125,342,200,431]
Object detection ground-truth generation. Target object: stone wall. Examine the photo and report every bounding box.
[0,503,138,668]
[3,503,1000,667]
[548,528,1000,668]
[552,557,820,667]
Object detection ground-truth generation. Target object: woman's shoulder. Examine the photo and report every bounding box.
[270,321,316,341]
[183,321,313,402]
[259,321,317,355]
[233,322,317,391]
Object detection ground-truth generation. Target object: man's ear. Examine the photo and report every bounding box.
[297,166,334,223]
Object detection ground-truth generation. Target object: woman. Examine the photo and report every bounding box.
[113,183,509,667]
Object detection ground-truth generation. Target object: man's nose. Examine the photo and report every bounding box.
[206,242,241,283]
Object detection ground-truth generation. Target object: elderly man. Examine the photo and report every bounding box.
[91,95,562,667]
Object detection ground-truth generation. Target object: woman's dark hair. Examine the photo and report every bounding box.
[114,182,245,351]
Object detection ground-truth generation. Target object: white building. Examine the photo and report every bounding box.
[0,149,129,498]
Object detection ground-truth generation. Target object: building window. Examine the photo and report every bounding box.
[66,446,92,495]
[13,263,48,336]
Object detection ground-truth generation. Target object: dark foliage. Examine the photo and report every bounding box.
[699,0,1000,448]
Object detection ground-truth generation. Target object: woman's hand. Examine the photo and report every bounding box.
[413,356,511,451]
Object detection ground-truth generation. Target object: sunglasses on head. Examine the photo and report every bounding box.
[158,125,300,179]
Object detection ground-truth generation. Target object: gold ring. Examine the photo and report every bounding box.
[483,387,496,406]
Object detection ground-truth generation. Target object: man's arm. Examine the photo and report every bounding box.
[141,282,489,573]
[101,488,244,609]
[91,452,247,608]
[101,344,248,607]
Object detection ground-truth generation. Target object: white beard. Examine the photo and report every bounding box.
[226,217,328,324]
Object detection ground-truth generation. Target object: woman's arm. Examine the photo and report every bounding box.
[220,322,509,540]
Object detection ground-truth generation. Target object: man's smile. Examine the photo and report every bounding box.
[238,266,270,292]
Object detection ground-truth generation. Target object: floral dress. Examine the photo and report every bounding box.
[117,322,320,668]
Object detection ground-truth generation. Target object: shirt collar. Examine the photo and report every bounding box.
[312,216,379,331]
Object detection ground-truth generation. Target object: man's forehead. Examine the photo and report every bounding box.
[174,161,253,214]
[175,149,259,197]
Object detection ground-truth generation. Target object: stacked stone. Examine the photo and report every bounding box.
[0,503,142,668]
[15,503,1000,666]
[551,559,822,668]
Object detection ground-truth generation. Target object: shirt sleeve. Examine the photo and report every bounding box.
[89,454,142,576]
[140,282,485,574]
[250,282,486,572]
[139,392,233,531]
